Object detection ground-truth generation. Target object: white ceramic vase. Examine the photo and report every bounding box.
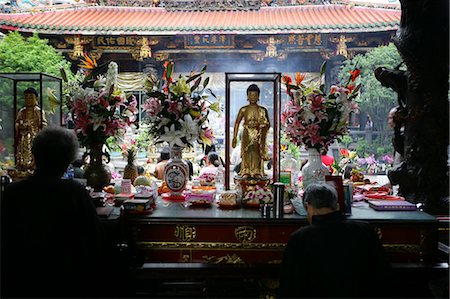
[302,148,330,190]
[164,145,188,196]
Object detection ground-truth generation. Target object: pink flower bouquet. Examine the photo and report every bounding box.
[281,63,361,154]
[64,55,138,148]
[142,61,220,149]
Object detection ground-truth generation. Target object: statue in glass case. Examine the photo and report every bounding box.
[15,87,47,173]
[232,84,270,179]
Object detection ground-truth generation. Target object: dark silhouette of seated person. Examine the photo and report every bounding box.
[278,182,392,298]
[1,126,105,298]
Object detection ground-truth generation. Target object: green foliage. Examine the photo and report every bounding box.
[354,137,393,159]
[106,136,122,152]
[0,32,74,112]
[340,135,353,149]
[280,132,300,162]
[135,127,153,152]
[0,32,73,77]
[338,43,403,150]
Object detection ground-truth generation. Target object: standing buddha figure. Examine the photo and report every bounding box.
[232,84,270,179]
[15,87,47,173]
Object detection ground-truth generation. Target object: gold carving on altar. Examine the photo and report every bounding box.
[174,225,197,242]
[374,227,383,240]
[235,226,257,243]
[203,254,245,264]
[181,254,191,262]
[382,244,420,253]
[136,241,286,250]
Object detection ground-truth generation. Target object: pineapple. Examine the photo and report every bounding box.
[123,146,138,183]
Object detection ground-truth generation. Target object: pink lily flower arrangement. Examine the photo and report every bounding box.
[281,62,361,154]
[63,54,138,148]
[142,61,221,149]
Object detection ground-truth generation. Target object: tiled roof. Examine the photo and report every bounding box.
[0,5,400,35]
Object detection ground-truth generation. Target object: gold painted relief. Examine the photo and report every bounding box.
[235,226,257,243]
[203,254,244,264]
[374,227,383,240]
[383,244,420,253]
[136,241,285,250]
[174,225,197,242]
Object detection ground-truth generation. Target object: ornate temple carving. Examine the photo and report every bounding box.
[329,34,354,58]
[64,35,93,60]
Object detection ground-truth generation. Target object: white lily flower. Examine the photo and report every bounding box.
[92,115,106,132]
[160,124,185,148]
[179,114,199,143]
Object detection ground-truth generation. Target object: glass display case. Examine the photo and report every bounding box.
[224,73,281,191]
[0,73,62,177]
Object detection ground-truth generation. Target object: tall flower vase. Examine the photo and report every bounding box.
[83,142,111,191]
[164,145,188,199]
[302,148,330,190]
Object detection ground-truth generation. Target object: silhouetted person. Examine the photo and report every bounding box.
[278,182,392,298]
[1,126,105,298]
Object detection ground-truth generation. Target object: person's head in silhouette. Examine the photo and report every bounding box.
[303,182,338,224]
[32,126,79,177]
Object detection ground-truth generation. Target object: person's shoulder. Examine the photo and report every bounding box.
[59,178,89,195]
[344,219,372,227]
[343,219,377,234]
[289,225,317,241]
[4,178,30,192]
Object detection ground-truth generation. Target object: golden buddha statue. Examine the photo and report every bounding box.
[15,87,47,173]
[232,84,270,179]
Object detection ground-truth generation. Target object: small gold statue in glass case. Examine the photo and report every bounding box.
[232,84,270,179]
[0,73,62,181]
[15,87,47,175]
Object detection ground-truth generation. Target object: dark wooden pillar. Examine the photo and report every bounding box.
[393,0,449,214]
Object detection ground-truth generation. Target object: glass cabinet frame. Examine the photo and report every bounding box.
[224,73,281,190]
